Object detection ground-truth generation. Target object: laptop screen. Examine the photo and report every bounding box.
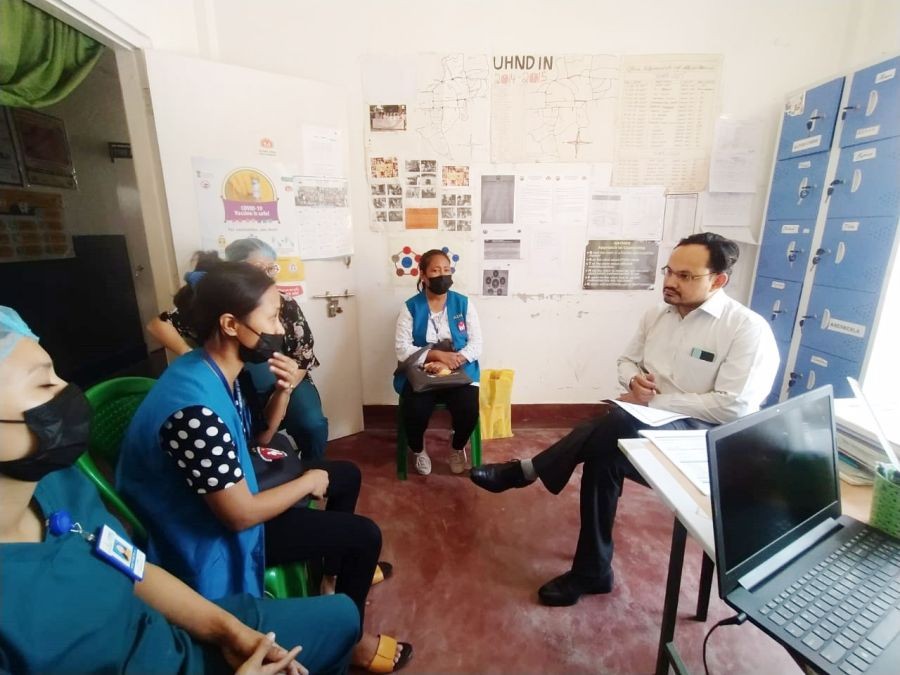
[708,387,841,595]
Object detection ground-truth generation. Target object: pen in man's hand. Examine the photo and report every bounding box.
[638,363,657,393]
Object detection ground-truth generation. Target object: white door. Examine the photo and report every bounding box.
[142,50,363,439]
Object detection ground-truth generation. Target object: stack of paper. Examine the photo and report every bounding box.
[612,400,689,427]
[639,429,710,495]
[833,398,899,483]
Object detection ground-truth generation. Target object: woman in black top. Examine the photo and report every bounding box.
[148,239,329,460]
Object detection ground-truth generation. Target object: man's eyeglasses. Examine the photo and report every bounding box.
[660,266,715,283]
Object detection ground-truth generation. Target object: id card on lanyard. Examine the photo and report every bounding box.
[202,352,252,446]
[429,307,446,341]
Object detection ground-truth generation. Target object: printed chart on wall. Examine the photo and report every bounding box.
[613,54,723,192]
[387,230,475,293]
[192,157,309,299]
[0,188,71,262]
[192,158,298,252]
[583,240,659,290]
[362,51,726,296]
[491,54,619,164]
[291,176,352,259]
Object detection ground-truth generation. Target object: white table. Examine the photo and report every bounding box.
[618,437,873,675]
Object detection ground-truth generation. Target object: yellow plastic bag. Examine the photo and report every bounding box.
[479,369,514,440]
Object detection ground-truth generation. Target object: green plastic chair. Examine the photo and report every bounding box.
[76,376,310,599]
[396,399,482,480]
[77,377,156,543]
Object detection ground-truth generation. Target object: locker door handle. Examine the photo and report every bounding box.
[812,247,830,265]
[805,112,824,131]
[799,314,816,327]
[827,178,844,197]
[787,248,803,263]
[841,105,859,120]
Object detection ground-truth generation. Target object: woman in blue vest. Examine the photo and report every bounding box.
[117,264,412,673]
[147,238,329,460]
[0,306,358,674]
[394,249,482,475]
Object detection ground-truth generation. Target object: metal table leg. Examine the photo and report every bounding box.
[656,517,688,675]
[695,552,715,621]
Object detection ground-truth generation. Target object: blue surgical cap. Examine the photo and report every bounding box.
[0,307,38,363]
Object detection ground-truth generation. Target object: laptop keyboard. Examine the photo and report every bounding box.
[760,529,900,674]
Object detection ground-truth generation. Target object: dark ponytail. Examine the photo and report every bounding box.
[175,261,275,344]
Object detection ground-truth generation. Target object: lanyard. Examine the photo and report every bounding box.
[46,510,145,581]
[429,307,446,339]
[202,351,252,445]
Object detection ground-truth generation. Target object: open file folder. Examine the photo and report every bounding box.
[638,429,710,495]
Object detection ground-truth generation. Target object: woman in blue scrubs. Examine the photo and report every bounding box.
[0,306,359,674]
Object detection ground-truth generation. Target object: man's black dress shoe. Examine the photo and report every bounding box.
[469,460,532,493]
[538,570,614,606]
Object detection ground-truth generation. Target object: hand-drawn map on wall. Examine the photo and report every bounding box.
[415,53,491,163]
[491,54,619,164]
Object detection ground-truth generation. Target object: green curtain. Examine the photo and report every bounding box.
[0,0,104,108]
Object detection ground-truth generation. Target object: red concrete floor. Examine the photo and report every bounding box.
[327,428,802,675]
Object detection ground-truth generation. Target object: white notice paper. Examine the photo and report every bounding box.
[613,54,723,192]
[708,117,763,193]
[587,186,665,239]
[302,126,344,178]
[639,429,710,495]
[699,192,758,243]
[662,193,698,242]
[292,176,353,259]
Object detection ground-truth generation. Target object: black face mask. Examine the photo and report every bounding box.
[238,324,285,364]
[0,384,91,482]
[427,275,453,295]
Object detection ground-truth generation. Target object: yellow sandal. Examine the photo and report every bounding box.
[371,561,393,586]
[366,634,413,673]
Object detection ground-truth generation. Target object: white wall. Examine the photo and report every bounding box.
[192,0,898,404]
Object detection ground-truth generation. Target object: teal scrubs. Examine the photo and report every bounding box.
[0,467,359,674]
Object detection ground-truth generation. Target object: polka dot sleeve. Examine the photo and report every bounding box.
[159,405,244,495]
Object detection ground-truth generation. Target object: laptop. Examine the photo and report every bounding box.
[707,385,900,674]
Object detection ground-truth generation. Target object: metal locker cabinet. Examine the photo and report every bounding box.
[750,277,803,345]
[764,339,792,407]
[777,77,845,160]
[755,219,816,282]
[826,136,900,218]
[812,216,899,292]
[788,346,859,399]
[798,285,879,362]
[766,153,831,220]
[840,56,900,147]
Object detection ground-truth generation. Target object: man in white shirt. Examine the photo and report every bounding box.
[470,233,779,606]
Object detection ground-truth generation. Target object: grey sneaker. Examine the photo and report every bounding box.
[449,448,467,474]
[413,448,432,475]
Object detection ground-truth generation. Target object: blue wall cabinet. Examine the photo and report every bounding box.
[756,219,816,282]
[766,153,831,220]
[826,136,900,219]
[752,54,900,401]
[798,285,879,363]
[777,77,845,160]
[788,347,858,399]
[814,217,898,292]
[750,278,803,345]
[840,56,900,147]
